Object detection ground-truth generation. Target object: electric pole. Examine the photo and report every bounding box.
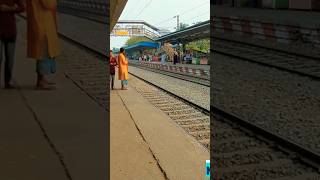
[174,15,179,31]
[177,15,179,30]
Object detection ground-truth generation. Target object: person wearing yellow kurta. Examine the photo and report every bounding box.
[26,0,60,90]
[118,48,128,90]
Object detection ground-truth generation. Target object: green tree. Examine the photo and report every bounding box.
[178,23,189,31]
[186,38,210,53]
[125,36,154,46]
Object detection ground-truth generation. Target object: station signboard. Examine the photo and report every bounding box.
[115,30,129,36]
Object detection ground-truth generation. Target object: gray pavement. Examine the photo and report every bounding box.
[0,89,69,180]
[0,16,107,180]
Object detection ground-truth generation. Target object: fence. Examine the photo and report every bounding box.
[212,16,320,47]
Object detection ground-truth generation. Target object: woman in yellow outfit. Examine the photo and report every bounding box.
[118,48,128,90]
[26,0,60,90]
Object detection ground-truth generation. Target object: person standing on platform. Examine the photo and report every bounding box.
[26,0,60,90]
[0,0,25,89]
[173,52,178,65]
[161,53,166,65]
[109,50,117,90]
[118,48,128,90]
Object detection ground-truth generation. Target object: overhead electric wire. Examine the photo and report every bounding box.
[180,10,210,24]
[135,0,153,19]
[159,10,209,32]
[154,1,208,26]
[179,1,208,17]
[123,0,142,19]
[154,16,176,26]
[118,0,209,32]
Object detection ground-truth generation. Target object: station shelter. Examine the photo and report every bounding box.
[123,41,160,61]
[156,20,210,65]
[186,48,209,65]
[170,44,209,65]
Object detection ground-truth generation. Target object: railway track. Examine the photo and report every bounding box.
[20,10,320,179]
[129,62,210,87]
[130,66,320,179]
[57,1,106,24]
[57,6,106,24]
[211,106,320,179]
[213,37,320,80]
[128,71,210,150]
[211,37,320,179]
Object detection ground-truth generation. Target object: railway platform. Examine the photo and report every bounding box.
[129,60,210,80]
[212,6,320,58]
[144,61,210,71]
[0,19,106,179]
[110,70,209,180]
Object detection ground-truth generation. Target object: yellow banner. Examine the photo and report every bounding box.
[116,30,129,36]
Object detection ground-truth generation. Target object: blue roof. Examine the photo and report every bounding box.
[124,41,159,51]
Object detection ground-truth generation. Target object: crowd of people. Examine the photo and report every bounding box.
[140,51,191,65]
[135,51,182,65]
[0,0,60,90]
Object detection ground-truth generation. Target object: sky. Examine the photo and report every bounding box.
[110,0,210,49]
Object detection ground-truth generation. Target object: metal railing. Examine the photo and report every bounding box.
[212,16,320,47]
[110,27,160,39]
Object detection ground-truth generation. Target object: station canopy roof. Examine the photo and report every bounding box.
[155,20,210,44]
[124,41,159,52]
[110,0,128,31]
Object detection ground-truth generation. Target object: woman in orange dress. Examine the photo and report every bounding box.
[118,48,128,90]
[26,0,60,90]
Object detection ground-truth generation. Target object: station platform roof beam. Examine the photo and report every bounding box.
[123,41,159,52]
[110,0,128,31]
[155,20,210,44]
